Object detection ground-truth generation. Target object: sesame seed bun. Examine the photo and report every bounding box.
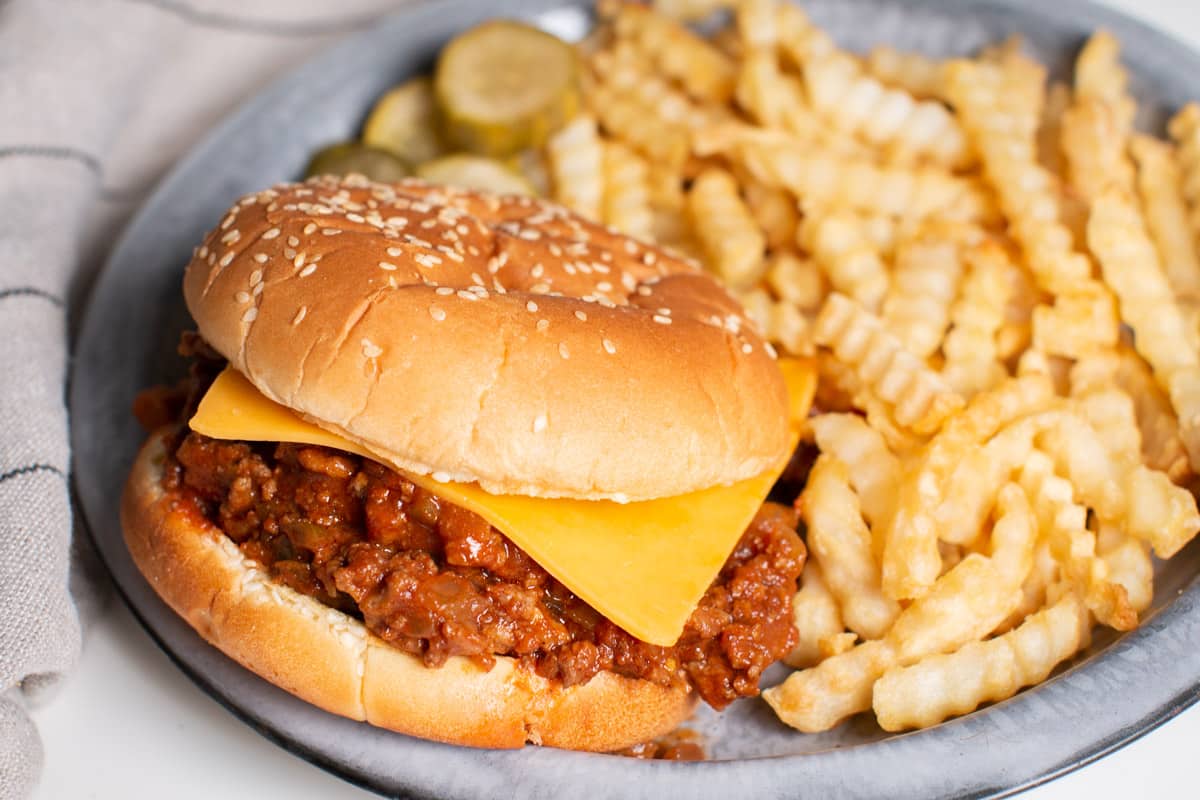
[183,176,790,501]
[123,430,696,750]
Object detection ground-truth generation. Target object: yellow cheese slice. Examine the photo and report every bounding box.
[190,362,815,646]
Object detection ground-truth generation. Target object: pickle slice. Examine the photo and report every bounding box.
[416,154,535,196]
[435,20,580,157]
[362,77,446,164]
[304,142,411,182]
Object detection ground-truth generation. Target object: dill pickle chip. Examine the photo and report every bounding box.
[362,77,446,164]
[435,20,580,158]
[416,154,535,196]
[304,142,411,182]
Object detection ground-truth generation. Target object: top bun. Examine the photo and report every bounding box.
[183,175,789,501]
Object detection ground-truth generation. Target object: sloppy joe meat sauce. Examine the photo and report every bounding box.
[153,337,806,710]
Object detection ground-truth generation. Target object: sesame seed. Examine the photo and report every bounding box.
[531,283,551,294]
[420,218,438,229]
[221,229,241,245]
[379,261,397,271]
[253,253,268,264]
[574,310,588,321]
[242,307,258,323]
[623,240,638,254]
[299,264,317,278]
[218,252,235,268]
[235,291,251,303]
[596,281,613,292]
[253,282,264,297]
[468,246,481,256]
[558,342,570,359]
[346,213,365,223]
[322,228,342,236]
[764,341,778,359]
[293,306,307,325]
[293,253,306,269]
[220,214,236,230]
[262,227,281,240]
[637,286,653,296]
[198,246,209,259]
[457,290,478,301]
[404,235,433,248]
[653,314,672,325]
[531,264,545,279]
[548,244,563,257]
[456,224,470,235]
[533,414,548,433]
[526,300,539,312]
[303,223,317,235]
[742,342,753,354]
[287,235,299,247]
[563,262,577,276]
[436,287,454,296]
[603,338,617,354]
[536,319,549,332]
[386,216,408,228]
[657,307,672,316]
[429,305,446,321]
[643,251,658,266]
[470,272,485,286]
[362,339,383,359]
[431,470,451,482]
[283,248,297,260]
[386,247,403,257]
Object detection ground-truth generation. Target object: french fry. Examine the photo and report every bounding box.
[736,137,988,221]
[743,178,800,251]
[738,286,814,357]
[601,141,653,241]
[546,115,604,221]
[775,2,835,69]
[803,51,970,168]
[802,456,900,640]
[688,167,767,289]
[1074,30,1136,135]
[1088,188,1200,472]
[1037,82,1071,177]
[810,413,900,536]
[766,251,826,311]
[880,374,1056,599]
[813,293,964,435]
[736,0,777,50]
[944,58,1119,358]
[651,0,728,21]
[614,3,737,105]
[784,559,847,668]
[588,82,690,174]
[882,229,964,360]
[941,241,1012,396]
[1169,103,1200,253]
[1018,450,1137,630]
[1060,97,1135,203]
[765,553,1021,732]
[799,213,889,311]
[1029,280,1119,360]
[872,593,1087,732]
[866,46,947,102]
[1112,345,1191,481]
[1131,135,1200,308]
[1095,521,1153,614]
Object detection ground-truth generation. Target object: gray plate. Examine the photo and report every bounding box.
[70,0,1200,797]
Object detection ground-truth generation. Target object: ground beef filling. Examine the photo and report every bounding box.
[163,431,804,709]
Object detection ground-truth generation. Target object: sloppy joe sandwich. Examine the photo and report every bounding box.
[123,175,815,751]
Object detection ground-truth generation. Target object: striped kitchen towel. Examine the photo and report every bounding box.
[0,2,404,796]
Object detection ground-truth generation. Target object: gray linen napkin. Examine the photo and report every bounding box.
[0,2,406,796]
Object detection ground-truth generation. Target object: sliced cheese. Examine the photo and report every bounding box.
[190,361,815,646]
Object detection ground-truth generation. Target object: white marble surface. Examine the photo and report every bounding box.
[33,0,1200,796]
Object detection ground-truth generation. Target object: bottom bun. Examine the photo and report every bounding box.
[121,430,696,750]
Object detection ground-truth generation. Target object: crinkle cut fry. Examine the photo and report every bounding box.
[879,374,1056,600]
[872,593,1088,732]
[812,293,963,437]
[941,240,1011,397]
[764,553,1022,732]
[801,455,899,640]
[1088,188,1200,473]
